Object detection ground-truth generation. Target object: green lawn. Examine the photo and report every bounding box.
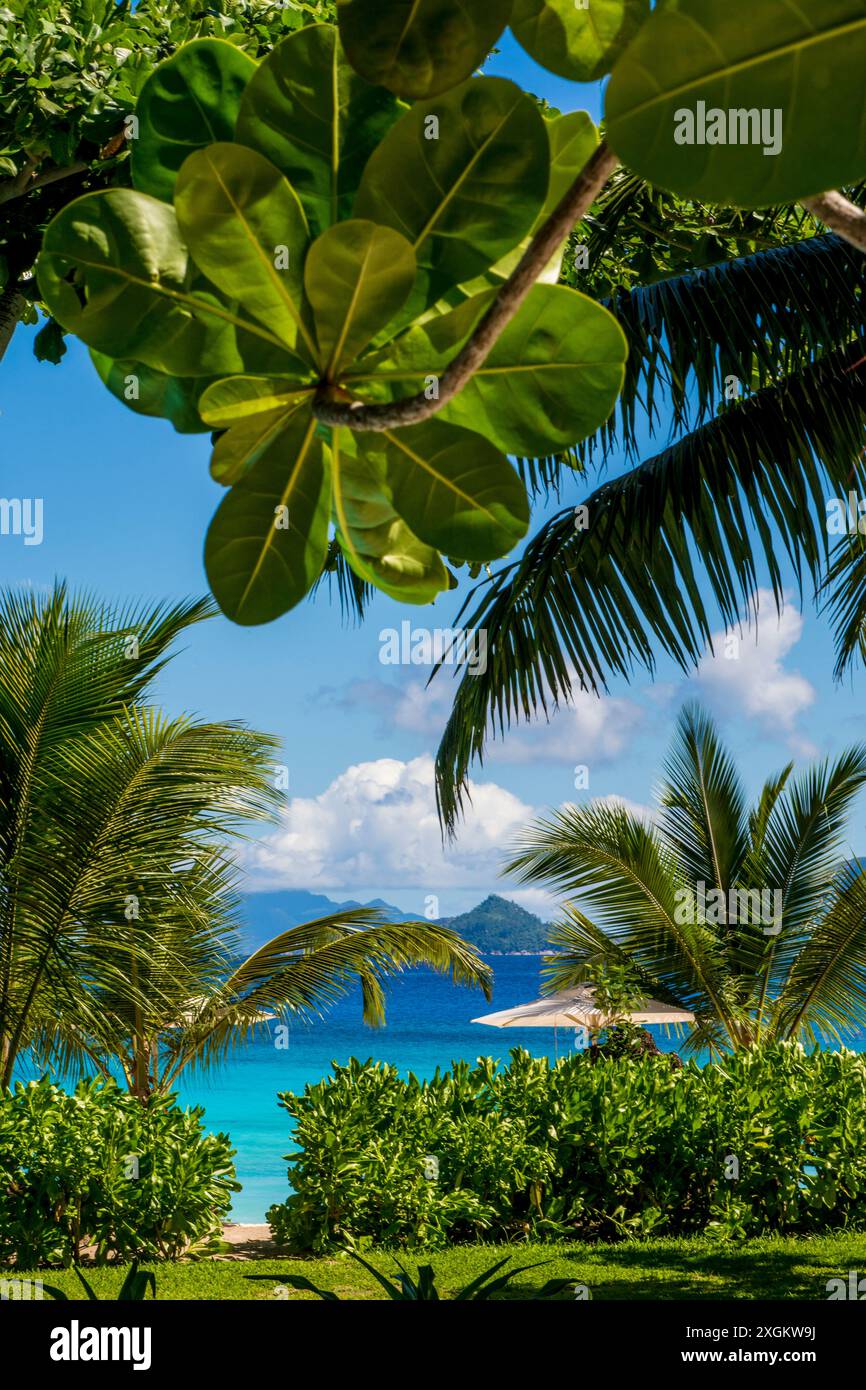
[12,1232,866,1300]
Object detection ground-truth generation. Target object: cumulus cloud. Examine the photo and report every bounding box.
[693,591,816,750]
[329,675,643,766]
[485,688,643,766]
[245,754,537,900]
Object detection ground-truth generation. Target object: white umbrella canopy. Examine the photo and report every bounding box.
[472,985,694,1031]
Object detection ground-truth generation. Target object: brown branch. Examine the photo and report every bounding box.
[0,158,89,208]
[314,141,620,432]
[0,284,26,364]
[801,189,866,254]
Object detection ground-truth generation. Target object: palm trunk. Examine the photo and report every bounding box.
[0,284,25,363]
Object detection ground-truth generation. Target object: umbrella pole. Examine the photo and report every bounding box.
[554,1023,558,1061]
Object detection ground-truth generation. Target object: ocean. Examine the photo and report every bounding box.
[174,956,679,1221]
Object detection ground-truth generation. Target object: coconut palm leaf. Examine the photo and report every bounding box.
[594,233,866,454]
[518,707,866,1051]
[506,800,737,1038]
[434,345,866,833]
[771,870,866,1044]
[162,911,492,1084]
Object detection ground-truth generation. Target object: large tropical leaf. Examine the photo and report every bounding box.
[606,0,866,207]
[174,144,316,365]
[359,420,529,562]
[366,284,628,455]
[331,429,451,603]
[355,77,550,314]
[132,38,258,203]
[204,405,331,624]
[235,23,399,237]
[37,190,265,376]
[511,0,649,81]
[337,0,512,99]
[90,351,213,434]
[304,220,416,373]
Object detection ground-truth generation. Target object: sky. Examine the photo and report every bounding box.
[1,34,864,920]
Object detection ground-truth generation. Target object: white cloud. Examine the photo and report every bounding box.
[245,754,537,900]
[693,591,816,750]
[485,688,643,766]
[331,678,454,737]
[331,675,643,766]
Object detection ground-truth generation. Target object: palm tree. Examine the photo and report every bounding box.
[505,703,866,1054]
[429,174,866,833]
[56,903,490,1100]
[0,582,490,1092]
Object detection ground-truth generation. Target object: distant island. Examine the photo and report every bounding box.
[240,889,550,954]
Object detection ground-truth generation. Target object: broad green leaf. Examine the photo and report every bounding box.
[305,220,416,374]
[362,420,529,561]
[442,286,628,454]
[205,406,330,624]
[355,77,549,313]
[362,285,628,454]
[235,24,399,237]
[132,39,258,203]
[210,402,313,486]
[332,431,450,604]
[337,0,512,99]
[90,351,212,434]
[511,0,649,81]
[199,375,314,427]
[38,189,263,377]
[606,0,866,207]
[541,111,599,222]
[174,144,317,364]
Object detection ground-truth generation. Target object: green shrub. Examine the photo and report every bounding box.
[0,1077,238,1267]
[267,1045,866,1251]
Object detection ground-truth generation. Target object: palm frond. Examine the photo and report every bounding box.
[586,231,866,459]
[434,345,866,833]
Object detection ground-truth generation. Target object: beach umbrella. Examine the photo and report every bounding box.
[472,986,694,1055]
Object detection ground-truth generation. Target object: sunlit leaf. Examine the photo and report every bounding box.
[205,405,330,623]
[332,430,450,603]
[355,77,549,313]
[511,0,649,82]
[90,352,213,434]
[606,0,866,207]
[361,419,530,561]
[235,24,399,237]
[305,220,416,374]
[38,189,255,376]
[174,144,317,364]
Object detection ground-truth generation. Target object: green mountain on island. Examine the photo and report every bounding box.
[240,890,549,953]
[442,894,549,954]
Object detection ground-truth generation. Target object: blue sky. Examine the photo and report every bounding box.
[1,35,863,918]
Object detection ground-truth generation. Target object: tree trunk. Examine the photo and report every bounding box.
[0,284,25,363]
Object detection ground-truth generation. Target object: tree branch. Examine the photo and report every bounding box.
[0,159,88,208]
[314,141,619,432]
[801,189,866,254]
[0,284,26,364]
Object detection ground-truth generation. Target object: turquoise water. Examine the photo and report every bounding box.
[18,956,866,1222]
[179,955,591,1221]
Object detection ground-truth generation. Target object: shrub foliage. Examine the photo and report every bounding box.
[268,1046,866,1251]
[0,1077,238,1267]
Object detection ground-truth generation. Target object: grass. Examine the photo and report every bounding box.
[11,1232,866,1300]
